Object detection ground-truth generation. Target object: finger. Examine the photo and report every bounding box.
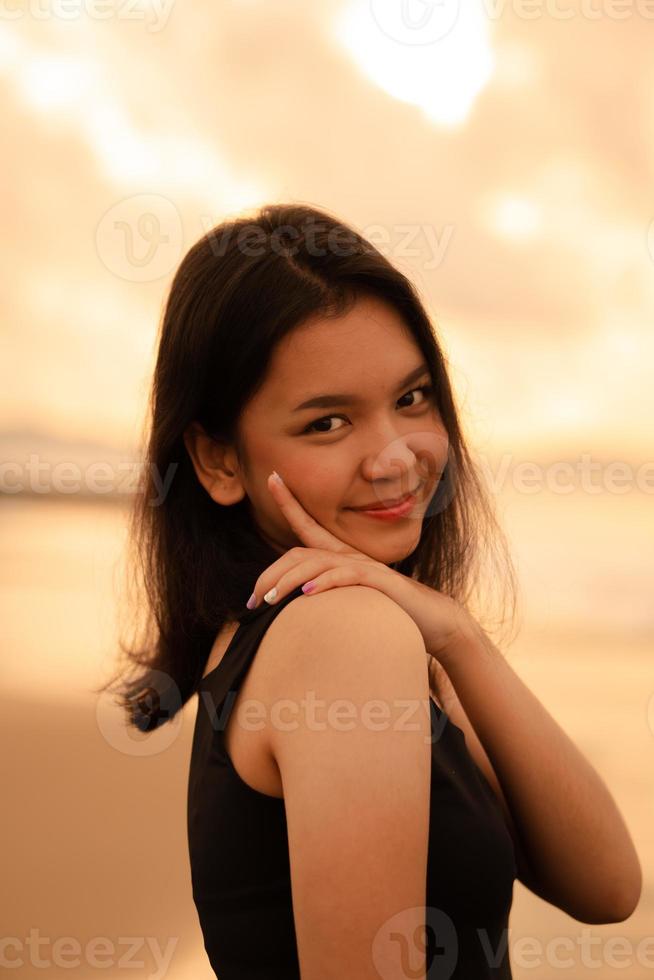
[246,550,302,608]
[266,560,370,605]
[267,472,350,552]
[250,556,338,608]
[296,563,365,597]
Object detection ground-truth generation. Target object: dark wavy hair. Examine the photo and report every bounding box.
[96,202,520,731]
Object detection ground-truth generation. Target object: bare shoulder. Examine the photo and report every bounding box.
[257,585,429,757]
[258,584,426,691]
[271,582,425,644]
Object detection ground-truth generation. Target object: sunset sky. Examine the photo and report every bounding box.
[1,0,652,468]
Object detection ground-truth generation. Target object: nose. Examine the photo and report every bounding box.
[362,441,420,494]
[359,427,448,495]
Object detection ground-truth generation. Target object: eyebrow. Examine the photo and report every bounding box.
[291,363,431,413]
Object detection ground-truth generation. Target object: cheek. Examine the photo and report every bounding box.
[241,428,277,479]
[284,461,344,513]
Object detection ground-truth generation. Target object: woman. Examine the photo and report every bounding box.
[103,203,641,979]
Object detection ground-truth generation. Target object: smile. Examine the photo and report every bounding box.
[347,484,422,520]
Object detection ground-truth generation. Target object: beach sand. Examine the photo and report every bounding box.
[1,495,651,979]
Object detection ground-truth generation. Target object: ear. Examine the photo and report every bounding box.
[183,421,246,506]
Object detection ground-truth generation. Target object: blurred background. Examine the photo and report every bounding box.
[1,1,653,977]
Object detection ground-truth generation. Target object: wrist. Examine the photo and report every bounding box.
[433,606,486,671]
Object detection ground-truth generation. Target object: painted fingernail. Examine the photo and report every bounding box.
[246,592,257,609]
[270,470,284,485]
[263,587,278,604]
[301,581,315,594]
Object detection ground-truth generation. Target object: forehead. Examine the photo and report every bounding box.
[252,296,422,409]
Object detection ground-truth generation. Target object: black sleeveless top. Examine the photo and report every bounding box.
[187,585,517,979]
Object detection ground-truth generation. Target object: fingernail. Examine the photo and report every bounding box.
[270,470,284,485]
[263,587,278,604]
[301,581,315,594]
[246,592,257,609]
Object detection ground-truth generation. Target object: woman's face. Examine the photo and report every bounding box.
[235,294,450,565]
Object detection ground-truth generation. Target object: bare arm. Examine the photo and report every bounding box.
[264,586,432,980]
[434,623,642,923]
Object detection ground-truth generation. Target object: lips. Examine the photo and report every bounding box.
[349,484,422,511]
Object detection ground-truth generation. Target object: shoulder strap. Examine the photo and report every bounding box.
[198,584,307,730]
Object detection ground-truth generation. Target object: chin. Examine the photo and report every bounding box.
[352,531,421,566]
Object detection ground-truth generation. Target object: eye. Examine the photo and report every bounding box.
[302,384,434,435]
